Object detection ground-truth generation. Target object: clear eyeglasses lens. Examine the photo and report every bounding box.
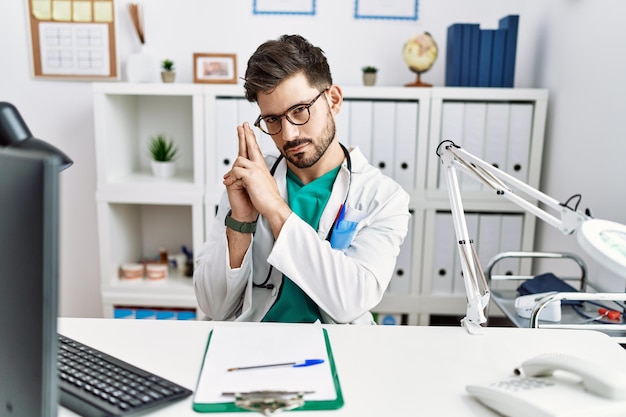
[259,106,310,135]
[255,89,328,135]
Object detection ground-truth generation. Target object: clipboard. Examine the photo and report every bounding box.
[192,324,344,413]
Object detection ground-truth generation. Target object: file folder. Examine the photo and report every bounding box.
[394,101,419,190]
[388,210,414,294]
[372,101,395,179]
[215,98,239,181]
[431,212,455,295]
[461,102,487,191]
[348,100,373,160]
[193,324,344,413]
[506,103,533,183]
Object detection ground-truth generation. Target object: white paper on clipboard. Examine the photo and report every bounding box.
[193,323,337,405]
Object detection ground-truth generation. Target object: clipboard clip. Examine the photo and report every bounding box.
[222,390,314,416]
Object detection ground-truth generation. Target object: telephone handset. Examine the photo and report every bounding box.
[466,353,626,417]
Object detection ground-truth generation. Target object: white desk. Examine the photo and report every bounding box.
[58,318,626,416]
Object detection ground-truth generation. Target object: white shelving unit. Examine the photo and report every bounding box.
[92,83,548,324]
[93,83,206,317]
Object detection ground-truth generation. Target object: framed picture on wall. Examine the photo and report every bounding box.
[253,0,316,15]
[193,53,237,84]
[354,0,419,20]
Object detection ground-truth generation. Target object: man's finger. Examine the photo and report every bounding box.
[242,122,263,162]
[236,124,248,158]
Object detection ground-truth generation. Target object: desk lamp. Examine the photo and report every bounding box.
[436,140,626,334]
[0,101,73,171]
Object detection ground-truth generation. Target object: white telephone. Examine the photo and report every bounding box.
[466,353,626,417]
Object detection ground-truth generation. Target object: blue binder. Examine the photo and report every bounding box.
[445,23,464,86]
[477,29,494,87]
[490,28,507,88]
[498,14,519,87]
[466,24,481,87]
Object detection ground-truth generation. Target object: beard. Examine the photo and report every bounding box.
[281,111,336,169]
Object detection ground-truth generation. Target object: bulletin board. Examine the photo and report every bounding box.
[27,0,119,80]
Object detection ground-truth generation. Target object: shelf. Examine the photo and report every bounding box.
[106,271,194,295]
[93,84,547,321]
[93,86,204,191]
[97,202,203,293]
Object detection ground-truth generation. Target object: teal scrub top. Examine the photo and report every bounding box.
[262,165,341,323]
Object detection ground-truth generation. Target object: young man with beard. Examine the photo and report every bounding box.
[193,34,410,324]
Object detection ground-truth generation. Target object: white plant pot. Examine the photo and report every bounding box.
[151,160,176,178]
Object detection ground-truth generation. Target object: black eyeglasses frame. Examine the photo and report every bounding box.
[254,88,329,136]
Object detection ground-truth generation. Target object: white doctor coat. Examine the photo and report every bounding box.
[193,146,410,324]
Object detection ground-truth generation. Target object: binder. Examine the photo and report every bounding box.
[498,15,519,88]
[215,98,239,182]
[439,101,464,190]
[371,101,395,178]
[193,324,344,413]
[431,212,455,295]
[394,101,419,189]
[445,23,464,86]
[388,210,414,294]
[477,29,494,87]
[476,213,502,268]
[466,24,481,87]
[461,102,487,191]
[348,100,373,160]
[490,29,507,88]
[483,102,510,172]
[496,214,523,287]
[506,103,533,183]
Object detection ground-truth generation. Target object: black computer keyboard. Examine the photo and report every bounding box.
[57,334,192,417]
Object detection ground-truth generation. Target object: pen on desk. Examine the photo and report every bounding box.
[227,359,324,372]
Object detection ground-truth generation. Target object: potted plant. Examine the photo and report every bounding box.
[161,59,176,83]
[362,66,378,86]
[148,133,178,178]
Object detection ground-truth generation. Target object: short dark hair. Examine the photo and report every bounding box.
[243,34,333,102]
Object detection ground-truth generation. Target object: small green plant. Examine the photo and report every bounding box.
[362,66,378,73]
[148,134,178,162]
[161,59,175,72]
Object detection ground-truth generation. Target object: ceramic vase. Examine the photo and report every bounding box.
[127,45,158,83]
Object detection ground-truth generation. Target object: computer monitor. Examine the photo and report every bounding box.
[0,148,60,416]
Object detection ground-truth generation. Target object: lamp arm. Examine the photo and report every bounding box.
[436,140,590,334]
[445,141,588,234]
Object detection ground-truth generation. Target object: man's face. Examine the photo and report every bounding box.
[256,73,335,169]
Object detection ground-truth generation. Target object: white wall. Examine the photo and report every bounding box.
[1,0,624,317]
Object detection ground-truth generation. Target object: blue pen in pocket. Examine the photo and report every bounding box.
[329,205,365,250]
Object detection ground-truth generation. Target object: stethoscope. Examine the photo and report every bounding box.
[253,142,352,290]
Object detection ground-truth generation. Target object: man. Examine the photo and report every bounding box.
[193,34,410,324]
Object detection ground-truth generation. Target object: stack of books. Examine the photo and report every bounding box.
[445,15,519,88]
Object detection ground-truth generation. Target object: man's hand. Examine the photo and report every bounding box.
[223,123,289,229]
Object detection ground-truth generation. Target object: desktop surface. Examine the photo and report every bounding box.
[58,318,626,416]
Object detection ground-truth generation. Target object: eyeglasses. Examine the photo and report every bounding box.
[254,89,328,136]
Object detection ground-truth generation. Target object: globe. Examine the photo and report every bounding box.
[402,32,438,87]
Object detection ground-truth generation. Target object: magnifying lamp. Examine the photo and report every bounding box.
[0,102,73,171]
[436,140,626,334]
